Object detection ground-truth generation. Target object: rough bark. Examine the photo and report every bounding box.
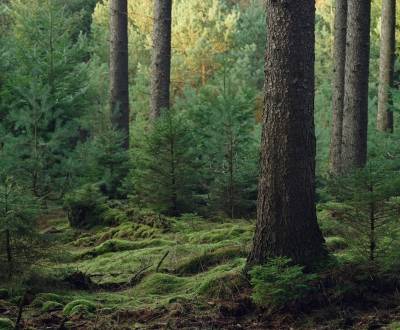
[110,0,130,149]
[329,0,347,175]
[150,0,172,119]
[341,1,371,171]
[377,0,396,133]
[247,0,326,267]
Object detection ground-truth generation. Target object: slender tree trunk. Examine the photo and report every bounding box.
[329,0,347,175]
[247,0,326,267]
[377,0,396,133]
[110,0,130,149]
[341,1,371,171]
[369,185,376,261]
[150,0,172,119]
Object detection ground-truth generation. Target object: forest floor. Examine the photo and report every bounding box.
[2,211,400,329]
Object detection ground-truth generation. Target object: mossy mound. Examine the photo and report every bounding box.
[41,301,63,312]
[197,272,246,299]
[0,318,14,330]
[81,238,173,258]
[32,293,65,307]
[175,246,247,275]
[136,273,188,295]
[73,223,162,248]
[63,299,97,317]
[186,225,253,244]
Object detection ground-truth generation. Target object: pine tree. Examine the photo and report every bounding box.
[109,0,130,149]
[129,110,197,215]
[377,0,396,133]
[329,0,347,175]
[150,0,172,118]
[247,0,326,267]
[341,1,371,171]
[0,0,91,197]
[0,176,40,279]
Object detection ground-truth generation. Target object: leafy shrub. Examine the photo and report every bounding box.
[63,184,108,229]
[249,258,317,311]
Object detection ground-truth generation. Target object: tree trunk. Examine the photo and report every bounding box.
[329,0,347,175]
[377,0,396,133]
[341,1,371,171]
[150,0,172,119]
[247,0,326,268]
[109,0,130,149]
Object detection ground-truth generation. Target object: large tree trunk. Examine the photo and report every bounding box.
[329,0,347,175]
[341,1,371,171]
[109,0,130,149]
[150,0,172,119]
[247,0,325,267]
[377,0,396,133]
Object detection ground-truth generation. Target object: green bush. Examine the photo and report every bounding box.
[249,258,317,311]
[63,184,108,229]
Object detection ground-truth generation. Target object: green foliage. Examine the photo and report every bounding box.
[0,176,41,278]
[0,0,92,198]
[325,236,348,252]
[71,128,130,198]
[63,184,107,229]
[325,153,400,261]
[129,110,198,215]
[249,258,318,310]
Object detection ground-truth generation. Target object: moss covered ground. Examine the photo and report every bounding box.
[2,211,400,329]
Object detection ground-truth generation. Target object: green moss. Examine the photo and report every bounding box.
[388,321,400,330]
[41,301,63,312]
[82,238,173,258]
[186,225,253,244]
[326,236,348,252]
[197,272,245,299]
[63,299,97,316]
[0,318,14,330]
[32,293,64,307]
[137,273,187,295]
[175,246,246,275]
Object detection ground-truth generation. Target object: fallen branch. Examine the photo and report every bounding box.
[156,250,170,272]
